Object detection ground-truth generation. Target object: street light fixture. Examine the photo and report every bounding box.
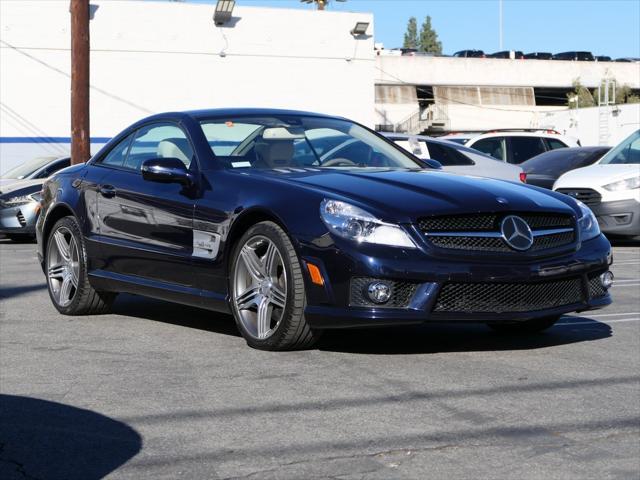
[350,21,369,36]
[214,0,235,26]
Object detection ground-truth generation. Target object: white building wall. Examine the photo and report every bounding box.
[539,103,640,146]
[0,0,374,172]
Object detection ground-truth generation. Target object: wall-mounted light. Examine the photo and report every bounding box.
[214,0,235,26]
[350,21,369,36]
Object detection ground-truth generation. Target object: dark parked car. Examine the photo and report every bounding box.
[36,109,612,350]
[453,50,485,58]
[524,52,553,60]
[1,156,70,241]
[521,147,610,189]
[553,51,595,61]
[488,50,524,59]
[1,155,70,187]
[615,57,640,62]
[595,56,612,62]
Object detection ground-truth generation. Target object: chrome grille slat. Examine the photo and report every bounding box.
[556,188,602,206]
[418,212,575,253]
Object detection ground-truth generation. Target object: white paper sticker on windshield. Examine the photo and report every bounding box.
[231,161,252,168]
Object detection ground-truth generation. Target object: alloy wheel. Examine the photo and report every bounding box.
[47,227,80,307]
[233,236,287,340]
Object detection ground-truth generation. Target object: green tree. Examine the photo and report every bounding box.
[403,17,418,49]
[418,15,442,54]
[567,78,595,108]
[615,84,640,104]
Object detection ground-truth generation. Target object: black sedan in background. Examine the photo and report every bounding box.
[521,146,610,189]
[36,109,612,350]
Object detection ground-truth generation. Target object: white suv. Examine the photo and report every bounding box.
[444,130,580,164]
[554,130,640,237]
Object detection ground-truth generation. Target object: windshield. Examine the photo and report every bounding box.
[599,130,640,165]
[199,115,423,170]
[1,156,57,179]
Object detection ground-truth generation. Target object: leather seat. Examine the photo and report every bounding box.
[254,139,295,168]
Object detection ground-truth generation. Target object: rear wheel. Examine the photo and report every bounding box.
[230,221,321,350]
[46,216,115,315]
[487,315,561,333]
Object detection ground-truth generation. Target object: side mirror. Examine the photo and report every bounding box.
[141,158,193,186]
[424,159,443,170]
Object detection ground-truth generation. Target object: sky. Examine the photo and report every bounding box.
[171,0,640,58]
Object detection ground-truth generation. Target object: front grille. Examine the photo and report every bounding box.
[418,212,575,253]
[434,278,584,313]
[556,188,602,206]
[418,213,573,232]
[350,277,418,308]
[16,210,26,227]
[428,231,575,252]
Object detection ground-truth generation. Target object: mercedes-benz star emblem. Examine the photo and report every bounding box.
[500,215,534,251]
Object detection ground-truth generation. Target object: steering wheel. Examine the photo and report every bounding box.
[321,158,358,167]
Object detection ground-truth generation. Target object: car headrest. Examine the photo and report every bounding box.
[157,138,192,165]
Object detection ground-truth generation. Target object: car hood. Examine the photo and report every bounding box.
[0,179,43,197]
[253,168,576,221]
[554,164,639,188]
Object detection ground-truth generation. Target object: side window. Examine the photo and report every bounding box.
[127,123,194,171]
[509,137,546,164]
[545,138,568,151]
[99,134,134,168]
[426,142,474,166]
[472,138,505,161]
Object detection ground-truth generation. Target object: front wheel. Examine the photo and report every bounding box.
[230,221,321,350]
[486,315,561,333]
[46,216,116,315]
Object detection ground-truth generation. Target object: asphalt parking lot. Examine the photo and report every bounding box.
[1,238,639,480]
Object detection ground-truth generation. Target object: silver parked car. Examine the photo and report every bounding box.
[0,156,70,241]
[383,133,525,182]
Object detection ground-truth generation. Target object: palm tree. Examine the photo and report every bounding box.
[300,0,346,11]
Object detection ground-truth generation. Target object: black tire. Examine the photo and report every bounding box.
[230,221,321,351]
[6,234,36,243]
[487,315,560,333]
[45,216,116,315]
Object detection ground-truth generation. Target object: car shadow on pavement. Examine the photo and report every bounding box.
[112,294,241,337]
[0,394,141,480]
[318,316,612,355]
[0,283,46,300]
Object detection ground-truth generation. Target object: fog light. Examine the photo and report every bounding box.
[600,271,614,289]
[367,282,391,304]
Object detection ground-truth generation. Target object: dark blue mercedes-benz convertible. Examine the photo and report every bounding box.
[36,109,613,350]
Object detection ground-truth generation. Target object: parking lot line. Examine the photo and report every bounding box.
[586,311,640,317]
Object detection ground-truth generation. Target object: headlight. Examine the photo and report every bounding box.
[2,194,36,207]
[576,200,600,241]
[603,176,640,191]
[320,199,416,248]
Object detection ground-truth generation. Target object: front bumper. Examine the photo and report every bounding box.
[301,234,613,329]
[591,199,640,236]
[0,202,38,235]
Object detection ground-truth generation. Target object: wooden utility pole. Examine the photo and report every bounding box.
[70,0,90,165]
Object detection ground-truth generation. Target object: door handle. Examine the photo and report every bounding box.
[98,184,117,198]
